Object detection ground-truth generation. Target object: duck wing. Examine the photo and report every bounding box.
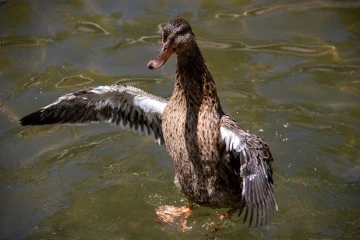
[219,115,278,226]
[20,84,167,144]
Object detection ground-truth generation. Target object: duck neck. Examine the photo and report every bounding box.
[173,45,219,107]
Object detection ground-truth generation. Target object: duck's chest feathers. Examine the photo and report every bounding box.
[162,79,222,203]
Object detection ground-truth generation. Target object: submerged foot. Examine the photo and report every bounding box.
[202,208,238,233]
[155,205,193,232]
[219,208,238,221]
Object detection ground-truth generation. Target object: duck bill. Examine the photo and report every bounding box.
[147,42,174,70]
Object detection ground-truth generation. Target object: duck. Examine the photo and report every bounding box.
[20,18,277,228]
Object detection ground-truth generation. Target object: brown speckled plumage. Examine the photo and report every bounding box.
[20,18,277,227]
[151,19,277,225]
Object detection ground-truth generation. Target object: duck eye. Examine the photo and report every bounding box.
[177,27,189,36]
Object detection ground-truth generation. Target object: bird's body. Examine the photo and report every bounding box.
[161,45,236,208]
[20,19,277,226]
[162,68,224,207]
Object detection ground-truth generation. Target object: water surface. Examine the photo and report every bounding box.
[1,0,359,239]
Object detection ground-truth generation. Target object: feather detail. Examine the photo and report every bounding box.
[20,84,167,145]
[220,115,278,226]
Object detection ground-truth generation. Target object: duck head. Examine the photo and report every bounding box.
[147,18,196,70]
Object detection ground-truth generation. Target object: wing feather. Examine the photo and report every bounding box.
[220,115,277,226]
[20,84,167,144]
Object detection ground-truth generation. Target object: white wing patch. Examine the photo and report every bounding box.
[133,95,167,115]
[89,86,112,93]
[220,126,247,151]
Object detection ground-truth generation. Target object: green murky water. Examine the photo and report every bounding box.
[1,1,359,239]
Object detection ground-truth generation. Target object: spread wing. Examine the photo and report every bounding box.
[220,115,278,226]
[20,84,167,144]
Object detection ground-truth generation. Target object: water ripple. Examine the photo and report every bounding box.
[216,1,360,18]
[55,74,94,88]
[22,65,69,89]
[299,64,360,74]
[75,20,110,35]
[115,77,164,85]
[102,36,158,52]
[198,39,337,57]
[59,9,112,37]
[0,36,52,48]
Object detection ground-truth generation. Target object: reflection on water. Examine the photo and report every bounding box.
[55,75,94,88]
[75,21,110,35]
[102,36,158,52]
[216,0,360,18]
[0,0,360,239]
[0,36,52,48]
[198,39,338,57]
[300,64,360,74]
